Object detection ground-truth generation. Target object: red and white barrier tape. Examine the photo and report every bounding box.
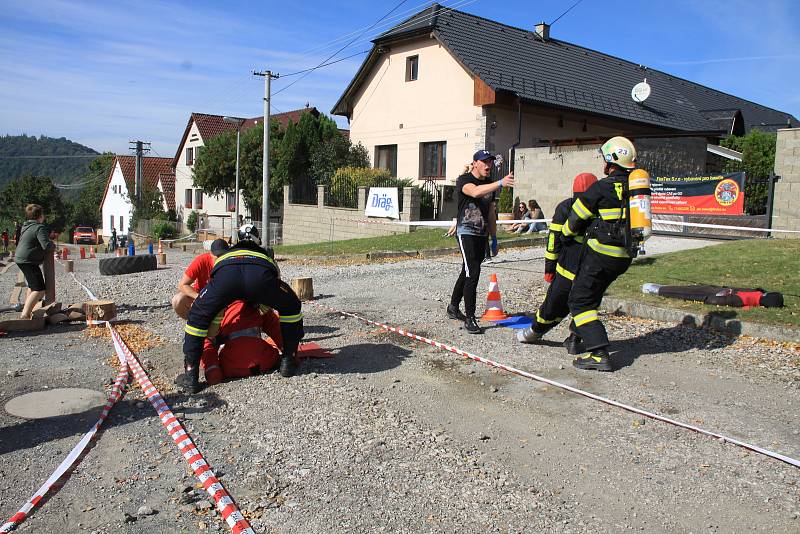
[1,339,129,532]
[107,325,255,534]
[651,219,800,234]
[309,300,800,469]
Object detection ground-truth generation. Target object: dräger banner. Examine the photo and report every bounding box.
[365,187,400,219]
[651,172,746,215]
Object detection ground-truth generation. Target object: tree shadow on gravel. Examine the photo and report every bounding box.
[302,342,412,376]
[0,392,222,455]
[2,322,87,339]
[610,316,737,370]
[302,324,341,343]
[115,303,173,313]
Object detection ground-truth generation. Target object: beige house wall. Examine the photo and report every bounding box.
[773,128,800,238]
[348,37,483,183]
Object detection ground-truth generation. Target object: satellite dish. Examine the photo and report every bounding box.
[631,79,651,103]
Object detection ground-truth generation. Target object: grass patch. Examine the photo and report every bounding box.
[275,228,524,256]
[608,239,800,327]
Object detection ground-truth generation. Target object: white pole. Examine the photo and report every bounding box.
[234,126,240,241]
[262,72,271,244]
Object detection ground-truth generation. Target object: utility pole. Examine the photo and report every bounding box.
[129,140,151,201]
[253,69,279,244]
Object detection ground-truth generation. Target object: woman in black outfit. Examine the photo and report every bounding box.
[447,150,514,333]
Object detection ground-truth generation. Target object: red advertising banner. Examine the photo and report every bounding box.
[650,172,746,215]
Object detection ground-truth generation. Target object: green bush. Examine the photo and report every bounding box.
[498,186,513,213]
[186,210,199,232]
[152,221,176,240]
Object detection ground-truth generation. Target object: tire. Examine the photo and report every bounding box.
[98,254,158,276]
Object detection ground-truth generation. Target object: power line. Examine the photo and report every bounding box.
[550,0,586,26]
[273,0,411,97]
[0,154,100,159]
[279,50,372,78]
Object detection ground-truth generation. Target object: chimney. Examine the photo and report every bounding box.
[535,22,550,41]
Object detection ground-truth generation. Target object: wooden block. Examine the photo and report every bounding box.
[42,302,62,316]
[47,312,70,325]
[158,253,167,265]
[64,259,74,273]
[66,310,86,321]
[291,277,314,301]
[0,317,46,332]
[83,299,116,322]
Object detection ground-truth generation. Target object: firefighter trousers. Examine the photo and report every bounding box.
[567,249,631,351]
[532,271,573,335]
[183,264,303,369]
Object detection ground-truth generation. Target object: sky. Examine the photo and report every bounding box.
[1,0,799,157]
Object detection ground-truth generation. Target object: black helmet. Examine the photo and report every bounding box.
[238,223,261,245]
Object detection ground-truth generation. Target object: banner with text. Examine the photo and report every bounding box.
[651,172,746,215]
[365,187,400,219]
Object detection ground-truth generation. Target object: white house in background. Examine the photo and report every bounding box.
[99,155,175,238]
[172,107,322,233]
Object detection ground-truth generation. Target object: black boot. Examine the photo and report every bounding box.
[562,334,586,355]
[279,353,297,378]
[463,316,483,334]
[447,304,467,321]
[572,348,613,372]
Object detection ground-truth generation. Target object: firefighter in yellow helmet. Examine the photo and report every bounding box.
[560,136,637,371]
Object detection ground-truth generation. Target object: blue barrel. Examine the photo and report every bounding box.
[148,242,154,254]
[128,242,135,256]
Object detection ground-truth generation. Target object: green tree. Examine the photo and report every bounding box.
[309,136,370,184]
[0,175,68,231]
[720,129,776,215]
[69,153,115,229]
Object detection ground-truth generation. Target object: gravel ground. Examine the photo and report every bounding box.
[1,236,798,533]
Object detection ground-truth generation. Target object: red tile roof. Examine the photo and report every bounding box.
[172,107,322,167]
[100,156,176,213]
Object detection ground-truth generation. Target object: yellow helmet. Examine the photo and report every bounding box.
[600,136,637,169]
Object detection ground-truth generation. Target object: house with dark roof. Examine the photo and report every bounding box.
[172,106,322,229]
[99,156,175,238]
[332,4,797,184]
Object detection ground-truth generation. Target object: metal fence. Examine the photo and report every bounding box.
[135,219,183,238]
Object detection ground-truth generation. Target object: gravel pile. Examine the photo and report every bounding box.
[1,238,798,532]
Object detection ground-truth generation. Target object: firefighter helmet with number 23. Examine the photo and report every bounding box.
[600,136,637,169]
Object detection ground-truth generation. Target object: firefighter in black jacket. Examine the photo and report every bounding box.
[176,224,304,393]
[517,172,598,354]
[562,136,637,371]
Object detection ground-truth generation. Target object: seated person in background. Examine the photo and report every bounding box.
[171,239,229,319]
[201,301,284,385]
[526,199,548,233]
[508,201,530,233]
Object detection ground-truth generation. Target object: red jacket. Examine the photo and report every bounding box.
[201,301,283,384]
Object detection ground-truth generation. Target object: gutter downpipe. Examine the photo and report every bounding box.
[509,93,522,173]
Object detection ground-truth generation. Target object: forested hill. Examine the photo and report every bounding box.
[0,134,99,191]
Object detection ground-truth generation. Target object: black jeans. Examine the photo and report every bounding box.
[450,234,486,317]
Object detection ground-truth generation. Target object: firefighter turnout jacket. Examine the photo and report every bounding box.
[562,169,630,259]
[545,196,587,281]
[183,240,303,384]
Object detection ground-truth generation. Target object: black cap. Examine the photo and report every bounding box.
[473,150,495,162]
[210,238,229,257]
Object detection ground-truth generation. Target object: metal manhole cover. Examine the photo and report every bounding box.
[4,388,106,419]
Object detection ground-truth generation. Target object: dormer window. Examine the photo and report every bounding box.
[405,55,418,82]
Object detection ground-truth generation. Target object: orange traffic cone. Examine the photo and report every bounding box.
[89,245,96,259]
[80,246,86,259]
[62,246,69,260]
[157,239,163,254]
[481,273,508,321]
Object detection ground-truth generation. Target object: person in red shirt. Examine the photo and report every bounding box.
[201,301,283,385]
[171,239,228,319]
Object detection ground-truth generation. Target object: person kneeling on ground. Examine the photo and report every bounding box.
[176,224,303,394]
[14,204,55,319]
[171,238,229,319]
[201,301,283,385]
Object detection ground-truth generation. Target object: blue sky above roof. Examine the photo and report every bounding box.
[1,0,797,154]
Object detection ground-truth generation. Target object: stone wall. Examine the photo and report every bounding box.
[513,145,600,218]
[281,186,417,245]
[514,137,713,218]
[773,128,800,238]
